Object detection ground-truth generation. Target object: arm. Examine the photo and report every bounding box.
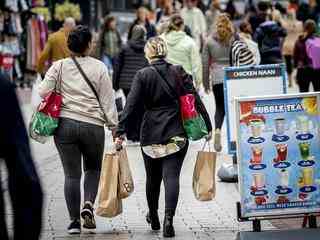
[112,48,125,91]
[0,75,43,240]
[38,61,61,98]
[116,71,144,137]
[190,41,202,88]
[36,36,52,73]
[99,67,118,127]
[202,40,211,92]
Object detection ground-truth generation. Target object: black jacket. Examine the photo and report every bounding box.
[128,19,157,40]
[113,40,148,91]
[116,59,212,146]
[0,73,43,240]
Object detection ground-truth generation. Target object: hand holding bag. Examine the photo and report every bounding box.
[192,141,216,201]
[118,148,134,199]
[29,63,63,143]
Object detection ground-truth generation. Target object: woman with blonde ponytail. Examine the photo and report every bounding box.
[202,13,235,152]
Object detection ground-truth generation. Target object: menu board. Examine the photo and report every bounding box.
[236,93,320,218]
[224,64,286,153]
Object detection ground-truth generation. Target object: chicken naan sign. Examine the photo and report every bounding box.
[223,64,286,154]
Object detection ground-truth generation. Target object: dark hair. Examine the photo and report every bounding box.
[304,19,317,36]
[67,25,92,54]
[167,14,184,32]
[104,15,116,31]
[257,1,270,12]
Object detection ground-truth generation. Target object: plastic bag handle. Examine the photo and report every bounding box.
[202,139,212,152]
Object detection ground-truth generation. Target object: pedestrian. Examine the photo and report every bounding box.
[37,17,76,74]
[38,26,118,234]
[156,1,175,34]
[225,0,239,20]
[161,14,202,87]
[128,6,157,40]
[238,21,261,65]
[113,25,148,142]
[0,72,43,240]
[181,0,207,49]
[248,1,270,35]
[282,10,303,87]
[205,0,221,33]
[293,19,320,92]
[202,13,235,152]
[97,15,122,73]
[254,11,287,64]
[115,37,212,238]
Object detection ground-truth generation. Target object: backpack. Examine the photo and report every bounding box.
[306,37,320,69]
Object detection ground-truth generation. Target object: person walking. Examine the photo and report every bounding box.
[115,37,212,238]
[202,13,235,152]
[282,9,303,87]
[128,6,157,40]
[161,14,202,87]
[0,72,43,240]
[97,15,122,73]
[293,19,320,92]
[180,0,207,49]
[37,17,76,74]
[38,26,118,234]
[254,12,287,64]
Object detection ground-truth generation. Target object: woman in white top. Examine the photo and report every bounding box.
[38,25,118,234]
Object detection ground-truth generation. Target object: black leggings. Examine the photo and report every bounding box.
[212,83,225,129]
[297,67,320,92]
[142,141,189,215]
[54,118,105,220]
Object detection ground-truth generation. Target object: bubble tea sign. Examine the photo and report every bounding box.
[235,93,320,218]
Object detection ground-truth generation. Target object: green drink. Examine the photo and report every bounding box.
[299,142,310,160]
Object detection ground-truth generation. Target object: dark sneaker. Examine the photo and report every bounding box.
[68,219,81,234]
[81,201,96,229]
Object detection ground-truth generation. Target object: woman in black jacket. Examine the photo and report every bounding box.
[116,37,212,238]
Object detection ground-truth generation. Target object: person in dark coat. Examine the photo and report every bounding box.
[113,25,148,96]
[115,37,212,238]
[128,6,157,40]
[0,72,43,240]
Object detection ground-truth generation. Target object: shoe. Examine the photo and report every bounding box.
[163,214,175,238]
[146,212,161,230]
[81,201,96,229]
[68,219,81,234]
[214,129,222,152]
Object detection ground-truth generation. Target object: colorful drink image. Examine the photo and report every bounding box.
[296,115,312,134]
[279,169,289,188]
[251,146,263,165]
[274,144,288,162]
[252,173,265,190]
[274,118,287,136]
[299,142,310,160]
[302,167,314,186]
[249,119,264,138]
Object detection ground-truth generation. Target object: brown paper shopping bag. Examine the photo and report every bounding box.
[96,153,123,218]
[192,141,216,201]
[118,148,134,199]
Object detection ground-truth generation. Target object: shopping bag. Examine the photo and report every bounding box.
[96,153,123,218]
[118,148,134,199]
[31,74,42,111]
[192,141,216,201]
[180,94,208,141]
[115,89,126,113]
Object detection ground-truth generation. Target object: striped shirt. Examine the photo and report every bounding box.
[231,40,256,67]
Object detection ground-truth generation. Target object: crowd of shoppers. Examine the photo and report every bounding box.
[3,0,319,239]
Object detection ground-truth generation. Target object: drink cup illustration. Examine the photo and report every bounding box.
[279,169,289,188]
[251,146,263,164]
[299,142,310,160]
[275,118,287,136]
[302,167,314,186]
[253,173,265,190]
[249,119,264,138]
[296,115,313,134]
[275,144,288,162]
